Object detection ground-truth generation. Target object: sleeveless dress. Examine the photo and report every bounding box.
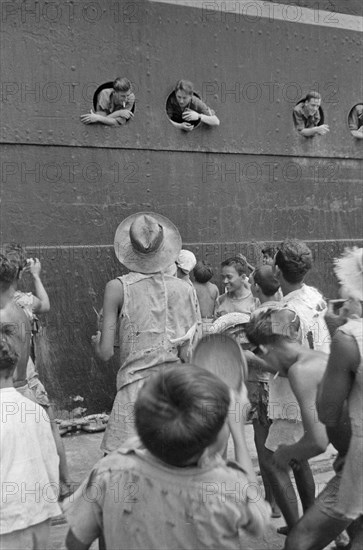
[101,272,199,453]
[336,318,363,519]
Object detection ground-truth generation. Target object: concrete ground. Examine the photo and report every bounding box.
[50,426,341,550]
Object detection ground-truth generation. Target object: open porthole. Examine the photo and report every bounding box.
[165,80,220,132]
[292,92,325,136]
[79,77,136,127]
[348,103,363,139]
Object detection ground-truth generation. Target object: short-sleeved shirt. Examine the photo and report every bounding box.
[0,388,61,534]
[348,104,363,131]
[293,102,321,131]
[166,92,213,124]
[65,440,271,550]
[96,89,135,124]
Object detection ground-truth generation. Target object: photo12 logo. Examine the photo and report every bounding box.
[1,1,141,24]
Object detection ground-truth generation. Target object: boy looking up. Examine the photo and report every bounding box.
[215,256,258,318]
[65,365,271,550]
[273,239,330,353]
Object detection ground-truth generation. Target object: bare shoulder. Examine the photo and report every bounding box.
[290,351,327,381]
[330,329,360,372]
[104,278,124,304]
[209,282,219,298]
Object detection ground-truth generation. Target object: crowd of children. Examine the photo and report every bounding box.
[1,212,362,550]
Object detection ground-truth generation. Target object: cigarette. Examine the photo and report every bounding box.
[273,372,279,380]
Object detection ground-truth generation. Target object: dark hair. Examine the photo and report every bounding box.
[253,266,280,297]
[0,243,27,272]
[275,240,313,284]
[135,365,230,467]
[305,91,321,102]
[175,79,194,95]
[113,77,131,92]
[261,246,276,259]
[193,260,213,283]
[0,254,18,285]
[221,256,248,276]
[0,339,19,373]
[246,308,300,347]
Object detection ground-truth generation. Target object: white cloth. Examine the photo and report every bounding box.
[282,284,331,353]
[0,388,61,534]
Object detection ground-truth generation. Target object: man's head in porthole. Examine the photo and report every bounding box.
[174,80,194,110]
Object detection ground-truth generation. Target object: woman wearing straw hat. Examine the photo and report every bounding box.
[91,212,200,453]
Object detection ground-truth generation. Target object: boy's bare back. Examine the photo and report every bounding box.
[193,281,219,318]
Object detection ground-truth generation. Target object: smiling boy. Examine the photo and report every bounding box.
[215,257,258,318]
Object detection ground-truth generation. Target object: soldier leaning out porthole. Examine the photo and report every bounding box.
[80,77,135,127]
[348,104,363,139]
[166,80,220,132]
[293,91,329,137]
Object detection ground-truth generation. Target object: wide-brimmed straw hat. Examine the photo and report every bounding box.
[210,312,250,334]
[114,212,182,273]
[210,312,251,344]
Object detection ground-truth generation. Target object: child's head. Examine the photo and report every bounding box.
[0,254,19,288]
[0,339,19,380]
[176,250,197,277]
[250,265,280,299]
[193,332,247,390]
[193,260,214,283]
[135,365,230,467]
[221,257,249,294]
[261,246,276,266]
[245,308,300,371]
[274,240,313,284]
[0,244,27,279]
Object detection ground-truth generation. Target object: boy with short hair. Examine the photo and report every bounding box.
[215,256,258,318]
[245,307,329,464]
[193,260,219,332]
[274,239,330,353]
[65,365,271,550]
[0,339,61,548]
[261,246,277,267]
[245,307,330,533]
